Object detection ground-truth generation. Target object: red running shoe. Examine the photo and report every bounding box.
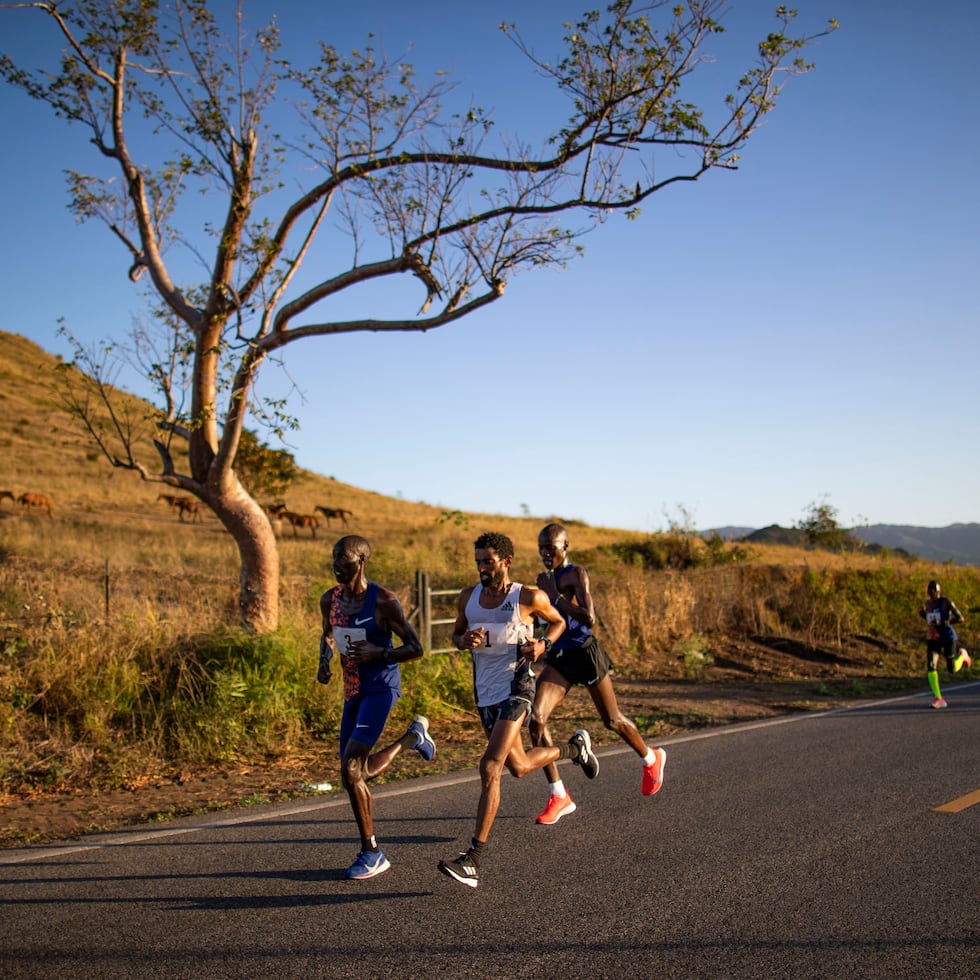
[642,748,667,796]
[536,792,577,825]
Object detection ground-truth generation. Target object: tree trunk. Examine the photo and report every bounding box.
[214,485,280,634]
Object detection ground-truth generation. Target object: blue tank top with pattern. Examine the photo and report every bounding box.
[329,582,400,700]
[552,564,592,650]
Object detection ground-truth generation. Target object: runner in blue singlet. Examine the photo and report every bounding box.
[317,534,435,880]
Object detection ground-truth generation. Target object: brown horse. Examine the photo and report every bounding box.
[158,493,201,523]
[174,498,201,523]
[314,505,353,527]
[18,492,53,517]
[282,511,318,538]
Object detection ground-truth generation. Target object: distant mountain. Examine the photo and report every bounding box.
[851,524,980,567]
[704,522,980,566]
[703,526,756,540]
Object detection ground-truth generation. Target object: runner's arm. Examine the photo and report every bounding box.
[521,586,566,661]
[555,565,596,629]
[373,587,425,663]
[317,592,335,684]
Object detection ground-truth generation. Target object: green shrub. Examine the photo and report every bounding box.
[608,532,750,572]
[673,633,714,681]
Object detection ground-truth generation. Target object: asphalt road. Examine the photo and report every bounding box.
[2,683,978,979]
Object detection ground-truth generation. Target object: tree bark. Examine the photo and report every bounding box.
[213,483,280,634]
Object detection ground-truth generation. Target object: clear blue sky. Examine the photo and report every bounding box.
[2,1,978,533]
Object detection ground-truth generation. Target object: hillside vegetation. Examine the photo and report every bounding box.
[1,330,978,844]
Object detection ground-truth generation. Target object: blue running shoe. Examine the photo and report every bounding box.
[344,849,391,880]
[408,715,436,761]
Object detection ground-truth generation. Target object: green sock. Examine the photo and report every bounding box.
[954,650,968,672]
[927,670,942,699]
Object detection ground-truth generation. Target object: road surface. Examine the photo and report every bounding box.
[2,683,977,978]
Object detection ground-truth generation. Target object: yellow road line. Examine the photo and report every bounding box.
[934,788,980,813]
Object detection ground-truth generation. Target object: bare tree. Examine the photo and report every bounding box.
[0,0,835,632]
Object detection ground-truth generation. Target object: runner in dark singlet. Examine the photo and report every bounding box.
[530,523,667,824]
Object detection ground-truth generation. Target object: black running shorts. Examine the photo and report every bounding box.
[545,634,613,688]
[926,639,957,671]
[478,696,532,734]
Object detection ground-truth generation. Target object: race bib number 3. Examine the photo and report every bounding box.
[333,626,367,656]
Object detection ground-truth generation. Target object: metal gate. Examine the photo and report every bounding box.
[413,570,460,654]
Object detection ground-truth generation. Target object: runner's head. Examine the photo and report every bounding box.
[927,580,940,597]
[538,523,570,570]
[332,534,371,584]
[473,531,514,588]
[474,531,514,560]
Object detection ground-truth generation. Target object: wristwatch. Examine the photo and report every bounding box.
[541,637,553,655]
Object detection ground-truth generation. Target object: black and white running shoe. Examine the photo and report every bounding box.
[569,728,599,779]
[438,848,479,888]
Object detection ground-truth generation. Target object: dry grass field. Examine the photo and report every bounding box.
[1,329,975,846]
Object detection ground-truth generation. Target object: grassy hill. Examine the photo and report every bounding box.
[0,329,936,599]
[0,329,645,588]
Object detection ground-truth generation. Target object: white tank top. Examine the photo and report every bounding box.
[465,582,532,706]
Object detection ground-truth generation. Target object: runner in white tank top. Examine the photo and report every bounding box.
[465,581,533,706]
[438,531,600,889]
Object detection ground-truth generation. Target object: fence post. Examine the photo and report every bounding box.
[414,569,425,637]
[421,571,432,653]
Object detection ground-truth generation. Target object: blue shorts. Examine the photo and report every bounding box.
[340,688,399,756]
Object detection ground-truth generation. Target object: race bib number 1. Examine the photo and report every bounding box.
[473,622,526,654]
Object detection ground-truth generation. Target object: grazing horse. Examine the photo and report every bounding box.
[18,492,54,517]
[282,511,318,538]
[314,505,352,527]
[174,498,202,523]
[158,492,201,523]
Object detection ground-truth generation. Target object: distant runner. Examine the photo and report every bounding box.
[920,579,972,709]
